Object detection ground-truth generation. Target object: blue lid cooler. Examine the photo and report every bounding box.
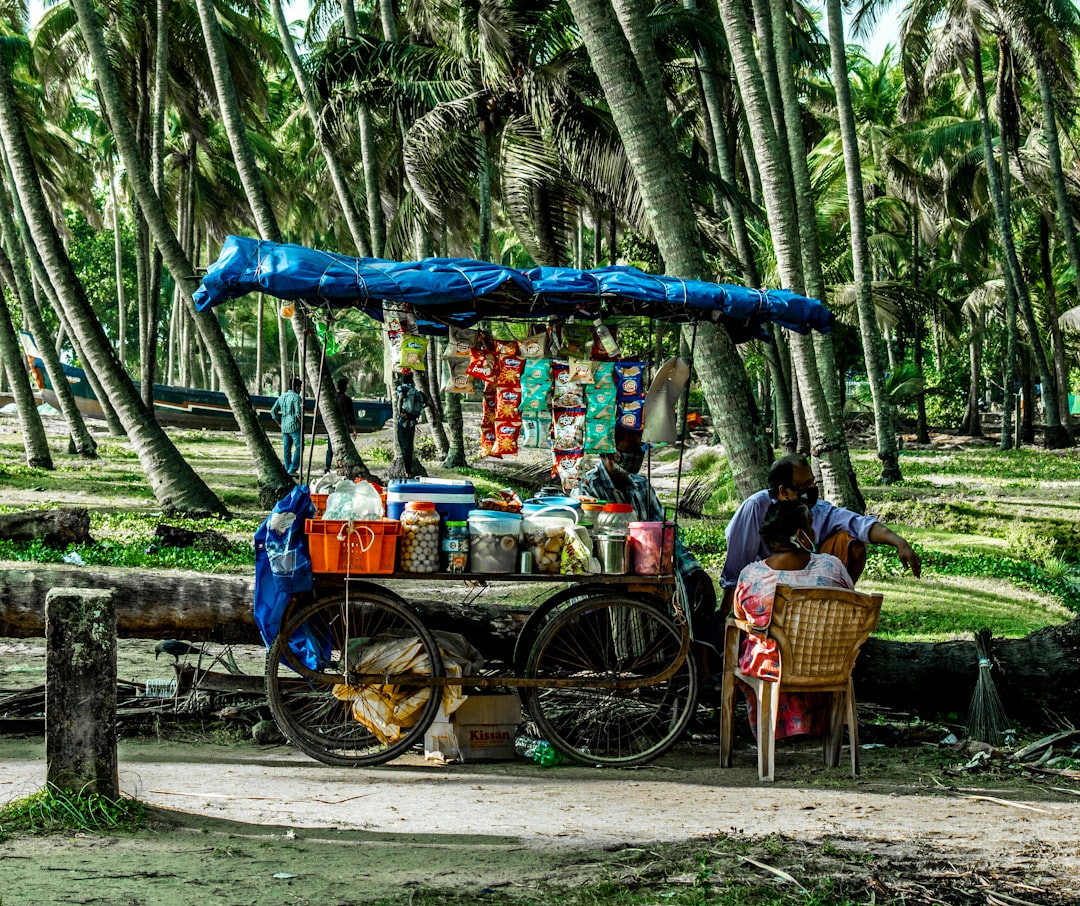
[386,479,477,524]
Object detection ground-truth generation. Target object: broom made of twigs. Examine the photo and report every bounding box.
[966,628,1009,745]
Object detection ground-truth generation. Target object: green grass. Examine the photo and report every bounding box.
[0,782,147,839]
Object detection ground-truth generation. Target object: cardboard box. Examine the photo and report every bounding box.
[424,694,521,762]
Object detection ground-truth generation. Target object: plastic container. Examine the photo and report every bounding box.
[467,510,522,573]
[628,521,676,576]
[578,501,607,531]
[387,479,476,523]
[522,505,579,574]
[306,518,400,574]
[596,502,634,533]
[522,496,581,516]
[399,501,442,573]
[442,521,469,573]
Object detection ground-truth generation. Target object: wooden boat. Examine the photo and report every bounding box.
[23,345,391,434]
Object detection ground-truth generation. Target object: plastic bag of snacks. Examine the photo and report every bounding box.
[494,338,519,358]
[494,419,521,455]
[445,326,477,358]
[552,408,586,449]
[560,526,591,575]
[467,349,497,383]
[494,387,522,419]
[521,382,551,412]
[443,358,472,393]
[568,358,595,384]
[617,399,644,431]
[552,362,584,408]
[584,419,615,453]
[561,322,593,358]
[496,354,525,385]
[523,358,552,385]
[615,362,646,400]
[585,386,617,420]
[520,331,550,359]
[592,362,615,389]
[554,448,584,491]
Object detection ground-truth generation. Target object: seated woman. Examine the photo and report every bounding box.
[734,499,853,739]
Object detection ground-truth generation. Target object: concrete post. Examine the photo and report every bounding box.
[45,587,118,799]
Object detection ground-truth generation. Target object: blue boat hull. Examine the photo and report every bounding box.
[29,358,391,434]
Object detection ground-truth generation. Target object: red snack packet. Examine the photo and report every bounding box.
[553,448,584,490]
[467,349,497,383]
[552,407,586,450]
[494,418,522,456]
[496,354,525,385]
[494,339,520,358]
[479,426,500,458]
[495,387,523,420]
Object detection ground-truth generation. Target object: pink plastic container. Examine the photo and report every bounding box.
[628,521,675,575]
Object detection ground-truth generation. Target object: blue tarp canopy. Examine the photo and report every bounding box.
[194,235,833,339]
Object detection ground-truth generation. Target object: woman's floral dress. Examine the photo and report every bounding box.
[734,554,853,739]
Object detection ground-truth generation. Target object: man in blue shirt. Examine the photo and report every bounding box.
[720,454,921,615]
[580,426,719,656]
[270,378,304,476]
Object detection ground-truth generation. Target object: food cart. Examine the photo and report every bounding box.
[194,236,833,768]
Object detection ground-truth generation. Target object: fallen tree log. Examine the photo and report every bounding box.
[1,563,1077,729]
[0,509,92,546]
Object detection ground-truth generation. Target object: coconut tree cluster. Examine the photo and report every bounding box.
[0,0,1076,515]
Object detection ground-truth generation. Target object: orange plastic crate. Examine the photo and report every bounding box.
[306,519,401,574]
[311,494,328,518]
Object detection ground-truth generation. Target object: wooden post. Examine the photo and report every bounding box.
[45,587,119,799]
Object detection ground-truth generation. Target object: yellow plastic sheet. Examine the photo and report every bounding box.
[332,631,482,745]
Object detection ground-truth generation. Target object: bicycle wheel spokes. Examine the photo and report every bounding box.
[267,591,445,766]
[524,596,697,767]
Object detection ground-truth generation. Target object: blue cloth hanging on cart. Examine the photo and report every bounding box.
[253,486,326,669]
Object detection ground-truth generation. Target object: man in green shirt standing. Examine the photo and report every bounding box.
[270,378,304,476]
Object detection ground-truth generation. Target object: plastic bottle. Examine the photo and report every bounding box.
[533,740,564,767]
[592,317,620,357]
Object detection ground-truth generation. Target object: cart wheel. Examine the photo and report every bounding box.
[266,590,445,766]
[512,583,612,679]
[522,594,697,767]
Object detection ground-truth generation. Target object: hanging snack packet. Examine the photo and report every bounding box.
[467,349,497,383]
[521,383,551,412]
[552,407,586,450]
[554,448,584,491]
[585,385,617,410]
[445,326,478,358]
[552,362,584,408]
[496,354,525,385]
[495,386,523,419]
[617,399,644,431]
[568,357,595,385]
[523,357,552,386]
[560,322,593,359]
[592,362,615,390]
[520,331,550,359]
[400,335,429,371]
[494,418,522,456]
[482,385,498,423]
[494,338,519,358]
[584,419,616,453]
[615,362,646,400]
[443,358,473,393]
[479,426,500,458]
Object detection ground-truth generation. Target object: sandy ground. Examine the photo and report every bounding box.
[2,735,1080,904]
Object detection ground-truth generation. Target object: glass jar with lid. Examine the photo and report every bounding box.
[399,501,441,572]
[596,502,634,533]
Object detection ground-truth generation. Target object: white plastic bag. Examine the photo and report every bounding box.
[352,481,384,520]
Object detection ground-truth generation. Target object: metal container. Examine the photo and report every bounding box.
[518,550,533,573]
[594,531,630,574]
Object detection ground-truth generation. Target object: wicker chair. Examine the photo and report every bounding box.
[719,584,883,782]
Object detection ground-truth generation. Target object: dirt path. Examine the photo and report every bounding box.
[2,737,1079,904]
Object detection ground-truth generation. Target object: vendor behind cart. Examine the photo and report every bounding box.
[580,425,720,670]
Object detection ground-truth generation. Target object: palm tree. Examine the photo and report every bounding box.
[565,0,771,497]
[0,37,226,515]
[824,0,900,481]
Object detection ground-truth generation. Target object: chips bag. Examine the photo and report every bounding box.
[479,426,500,458]
[520,331,550,359]
[568,358,595,384]
[561,322,593,359]
[467,349,497,383]
[592,362,616,390]
[445,326,478,358]
[495,387,523,419]
[400,335,429,371]
[560,526,591,575]
[552,407,586,450]
[615,362,646,400]
[521,383,551,412]
[443,358,472,393]
[523,358,553,385]
[552,362,584,408]
[617,399,644,431]
[496,354,525,385]
[584,419,616,453]
[494,419,522,456]
[494,339,519,358]
[553,448,584,491]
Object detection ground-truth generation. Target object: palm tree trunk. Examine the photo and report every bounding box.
[571,0,770,496]
[0,175,97,456]
[684,0,760,286]
[109,159,127,368]
[0,269,52,467]
[825,0,900,482]
[763,326,795,452]
[716,0,858,506]
[971,33,1065,447]
[0,55,226,516]
[269,0,371,257]
[1039,215,1072,437]
[963,308,984,438]
[68,0,295,502]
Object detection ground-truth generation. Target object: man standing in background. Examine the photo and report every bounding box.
[270,377,303,476]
